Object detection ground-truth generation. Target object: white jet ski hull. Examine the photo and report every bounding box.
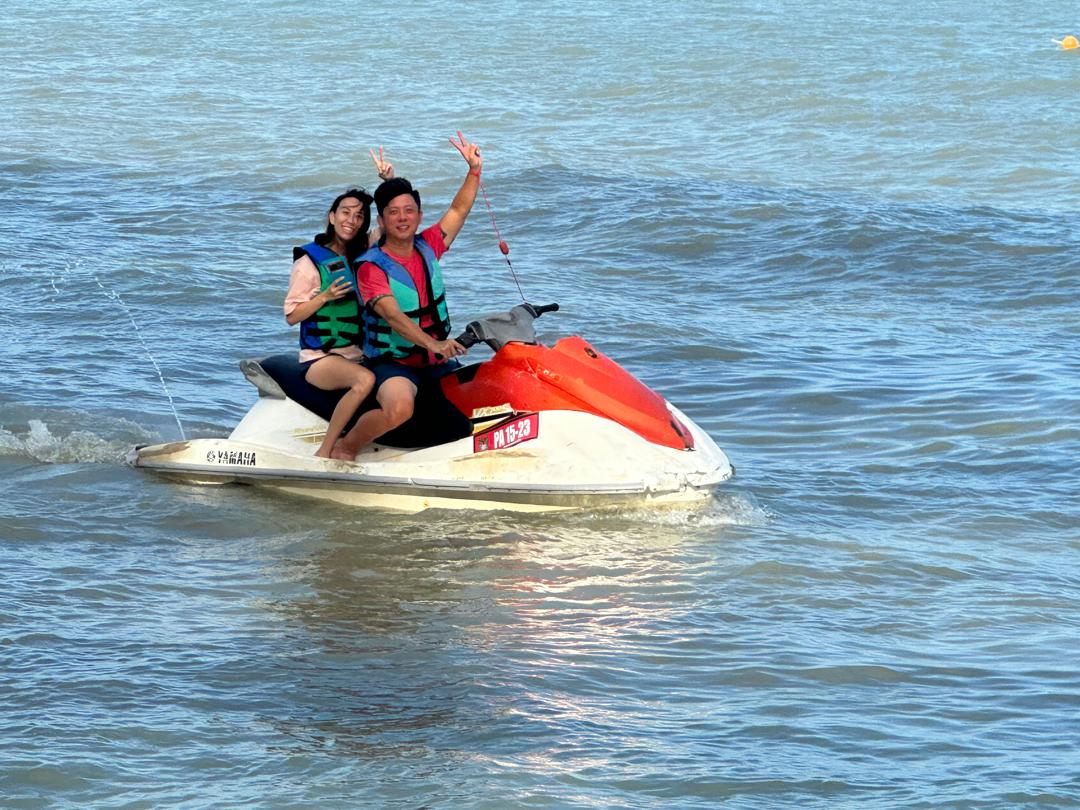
[131,397,733,513]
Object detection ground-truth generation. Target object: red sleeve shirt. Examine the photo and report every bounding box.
[356,223,448,308]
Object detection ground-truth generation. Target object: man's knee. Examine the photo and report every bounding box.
[375,376,418,426]
[384,396,415,427]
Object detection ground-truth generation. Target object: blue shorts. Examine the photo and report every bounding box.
[365,357,461,391]
[366,357,422,390]
[299,355,334,372]
[299,352,359,371]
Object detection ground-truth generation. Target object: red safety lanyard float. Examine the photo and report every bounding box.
[478,179,528,303]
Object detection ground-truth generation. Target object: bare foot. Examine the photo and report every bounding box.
[329,445,357,461]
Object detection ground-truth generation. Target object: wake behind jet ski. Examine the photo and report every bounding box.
[130,303,734,513]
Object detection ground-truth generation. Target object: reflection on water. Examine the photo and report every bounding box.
[249,496,766,762]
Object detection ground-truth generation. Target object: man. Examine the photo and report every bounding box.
[330,132,482,460]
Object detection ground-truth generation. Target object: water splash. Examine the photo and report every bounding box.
[0,419,147,463]
[90,274,187,440]
[567,490,770,530]
[50,256,83,297]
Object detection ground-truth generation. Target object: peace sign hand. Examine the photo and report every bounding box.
[448,131,482,173]
[369,146,394,180]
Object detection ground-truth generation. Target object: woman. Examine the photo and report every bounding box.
[283,150,394,458]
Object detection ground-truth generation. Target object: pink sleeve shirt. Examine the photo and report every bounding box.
[284,254,363,363]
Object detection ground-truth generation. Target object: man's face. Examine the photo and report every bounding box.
[379,193,422,241]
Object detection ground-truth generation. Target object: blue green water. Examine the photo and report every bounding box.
[2,1,1079,807]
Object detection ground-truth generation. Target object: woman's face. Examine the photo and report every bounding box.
[328,196,365,241]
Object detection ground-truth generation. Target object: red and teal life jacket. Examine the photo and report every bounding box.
[359,236,451,361]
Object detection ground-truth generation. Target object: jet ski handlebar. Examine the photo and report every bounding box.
[455,302,560,350]
[520,302,561,318]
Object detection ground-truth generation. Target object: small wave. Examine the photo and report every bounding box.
[0,419,154,464]
[574,489,771,530]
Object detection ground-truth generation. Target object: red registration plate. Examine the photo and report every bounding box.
[473,413,539,453]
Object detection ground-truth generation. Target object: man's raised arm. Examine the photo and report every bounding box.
[438,131,483,247]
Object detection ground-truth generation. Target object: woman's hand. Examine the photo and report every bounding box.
[319,277,353,303]
[369,146,394,180]
[449,131,482,173]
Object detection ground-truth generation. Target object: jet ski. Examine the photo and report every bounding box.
[129,303,734,512]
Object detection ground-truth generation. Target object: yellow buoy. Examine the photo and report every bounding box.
[1053,35,1079,49]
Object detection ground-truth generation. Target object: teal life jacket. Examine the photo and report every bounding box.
[293,241,365,351]
[359,236,451,361]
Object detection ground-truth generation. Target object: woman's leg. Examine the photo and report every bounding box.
[331,375,417,460]
[304,356,376,458]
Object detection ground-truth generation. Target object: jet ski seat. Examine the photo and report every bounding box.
[241,354,472,448]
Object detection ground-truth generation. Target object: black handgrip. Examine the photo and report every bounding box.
[520,302,560,318]
[454,323,481,348]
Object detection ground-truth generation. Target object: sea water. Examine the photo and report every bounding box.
[1,0,1078,807]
